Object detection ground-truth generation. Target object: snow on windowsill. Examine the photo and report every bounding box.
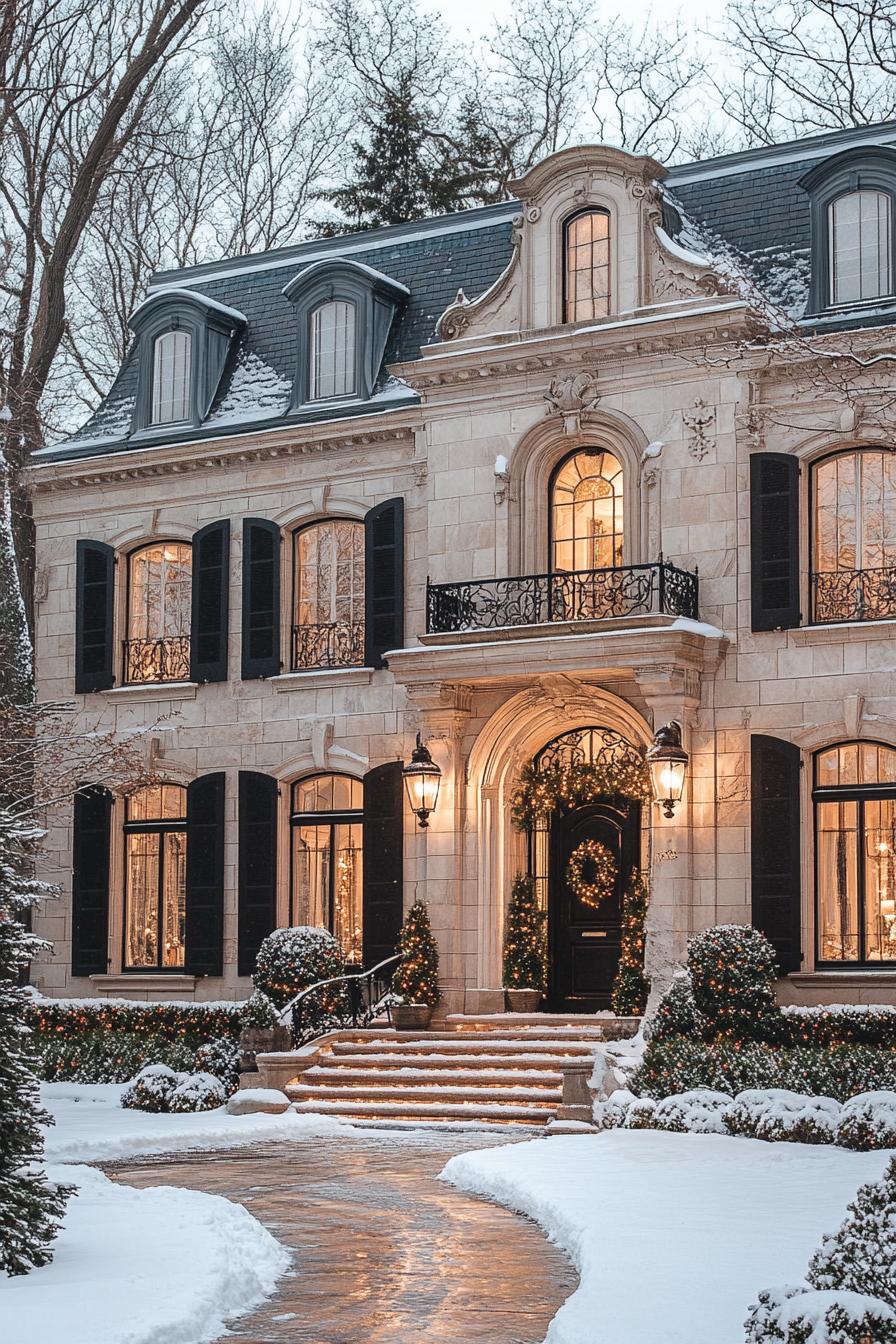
[101,680,198,700]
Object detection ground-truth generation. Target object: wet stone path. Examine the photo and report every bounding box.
[109,1129,576,1344]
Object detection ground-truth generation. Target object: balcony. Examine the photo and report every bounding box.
[292,620,365,671]
[812,567,896,625]
[426,561,699,636]
[124,636,191,684]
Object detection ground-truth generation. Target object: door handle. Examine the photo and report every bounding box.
[581,931,608,939]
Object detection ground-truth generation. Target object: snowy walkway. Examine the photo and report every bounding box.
[111,1130,574,1343]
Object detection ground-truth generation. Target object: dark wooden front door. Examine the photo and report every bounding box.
[548,799,641,1011]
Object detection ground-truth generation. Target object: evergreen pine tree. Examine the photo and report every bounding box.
[610,870,651,1016]
[0,805,70,1275]
[502,874,546,991]
[392,899,440,1007]
[808,1154,896,1307]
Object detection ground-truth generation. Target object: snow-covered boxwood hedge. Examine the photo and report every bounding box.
[121,1064,228,1113]
[253,926,344,1010]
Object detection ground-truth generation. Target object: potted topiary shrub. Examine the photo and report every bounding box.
[392,899,440,1029]
[237,991,291,1074]
[502,874,546,1013]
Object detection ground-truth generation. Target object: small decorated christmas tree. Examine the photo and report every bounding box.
[502,874,547,991]
[611,869,651,1016]
[393,900,440,1008]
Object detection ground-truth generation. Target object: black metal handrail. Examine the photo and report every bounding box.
[278,953,403,1045]
[426,560,698,634]
[812,566,896,624]
[292,620,365,671]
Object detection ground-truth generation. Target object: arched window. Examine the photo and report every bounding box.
[814,743,896,965]
[151,329,192,424]
[292,520,365,669]
[812,449,896,623]
[310,300,356,400]
[291,774,364,963]
[126,542,193,683]
[564,209,610,323]
[550,449,624,573]
[124,784,187,970]
[829,190,892,305]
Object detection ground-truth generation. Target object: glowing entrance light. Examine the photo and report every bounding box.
[402,733,442,829]
[646,721,689,819]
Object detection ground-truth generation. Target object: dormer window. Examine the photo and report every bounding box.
[829,190,892,306]
[800,148,896,314]
[564,209,611,323]
[310,300,356,400]
[151,329,192,424]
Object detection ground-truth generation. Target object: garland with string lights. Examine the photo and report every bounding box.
[393,899,440,1008]
[610,868,651,1016]
[565,839,617,910]
[503,874,547,991]
[511,758,651,831]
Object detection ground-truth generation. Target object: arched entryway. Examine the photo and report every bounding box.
[524,728,647,1010]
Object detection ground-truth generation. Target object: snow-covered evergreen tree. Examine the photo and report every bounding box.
[809,1155,896,1307]
[0,805,70,1275]
[0,446,33,704]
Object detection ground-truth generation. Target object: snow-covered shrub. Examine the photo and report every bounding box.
[194,1036,240,1096]
[253,926,344,1009]
[782,1003,896,1049]
[37,1031,197,1084]
[631,1037,782,1099]
[724,1089,841,1144]
[687,924,780,1043]
[594,1089,636,1129]
[745,1285,896,1344]
[809,1156,896,1306]
[650,971,701,1042]
[121,1063,185,1112]
[168,1071,226,1113]
[239,989,280,1030]
[652,1089,733,1135]
[623,1096,657,1129]
[836,1092,896,1151]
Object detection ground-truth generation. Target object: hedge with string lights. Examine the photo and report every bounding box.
[510,758,651,832]
[610,869,651,1016]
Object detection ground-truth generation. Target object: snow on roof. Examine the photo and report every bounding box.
[131,287,247,325]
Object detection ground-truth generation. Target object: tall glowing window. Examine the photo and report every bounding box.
[813,449,896,622]
[151,329,192,424]
[564,210,610,323]
[291,774,364,963]
[551,449,624,572]
[126,542,192,682]
[292,520,364,669]
[124,784,187,971]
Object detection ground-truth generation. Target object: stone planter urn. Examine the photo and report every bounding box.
[239,1024,292,1073]
[391,1003,433,1030]
[505,988,543,1013]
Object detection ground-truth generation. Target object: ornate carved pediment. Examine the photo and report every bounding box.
[544,370,600,433]
[435,222,524,343]
[649,220,733,305]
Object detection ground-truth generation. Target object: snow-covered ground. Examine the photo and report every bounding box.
[442,1129,891,1344]
[1,1164,289,1344]
[41,1081,343,1163]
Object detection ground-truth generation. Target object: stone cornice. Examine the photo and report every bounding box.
[27,415,418,494]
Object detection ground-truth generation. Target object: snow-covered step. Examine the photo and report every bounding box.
[330,1037,598,1057]
[289,1097,557,1124]
[324,1050,575,1071]
[288,1081,559,1105]
[302,1065,564,1088]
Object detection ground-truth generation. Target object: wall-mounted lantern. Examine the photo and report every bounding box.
[402,733,442,829]
[646,721,689,819]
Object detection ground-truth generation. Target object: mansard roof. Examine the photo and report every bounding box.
[40,119,896,465]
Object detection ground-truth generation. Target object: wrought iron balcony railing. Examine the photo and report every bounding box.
[292,620,365,671]
[124,636,191,684]
[812,567,896,625]
[426,561,699,634]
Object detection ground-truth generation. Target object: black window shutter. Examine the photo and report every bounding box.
[364,498,404,669]
[241,519,281,679]
[75,540,115,692]
[751,735,802,974]
[362,761,404,968]
[750,453,800,632]
[191,520,230,683]
[238,771,278,977]
[71,786,112,976]
[185,772,226,976]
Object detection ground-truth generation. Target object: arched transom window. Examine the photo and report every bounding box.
[564,209,610,323]
[812,449,896,623]
[815,742,896,965]
[551,449,624,573]
[292,520,365,669]
[291,774,364,963]
[124,784,187,971]
[151,329,192,424]
[310,300,356,400]
[126,542,192,683]
[829,190,892,306]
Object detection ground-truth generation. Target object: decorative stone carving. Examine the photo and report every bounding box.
[737,403,764,452]
[412,458,428,487]
[544,371,600,434]
[682,398,716,461]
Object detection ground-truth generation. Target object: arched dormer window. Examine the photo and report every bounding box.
[563,209,611,323]
[800,149,896,313]
[310,299,356,401]
[152,329,192,424]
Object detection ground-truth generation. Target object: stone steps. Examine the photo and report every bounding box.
[288,1097,558,1124]
[303,1064,564,1086]
[288,1079,557,1104]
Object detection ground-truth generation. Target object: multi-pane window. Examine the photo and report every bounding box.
[829,190,892,305]
[126,542,192,683]
[293,520,365,669]
[310,300,356,400]
[124,784,187,971]
[291,774,364,963]
[815,743,896,965]
[564,210,611,323]
[551,449,624,572]
[151,330,192,424]
[812,449,896,622]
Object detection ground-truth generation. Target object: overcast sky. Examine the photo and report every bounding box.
[424,0,717,40]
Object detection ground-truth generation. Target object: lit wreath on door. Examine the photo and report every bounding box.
[564,839,617,911]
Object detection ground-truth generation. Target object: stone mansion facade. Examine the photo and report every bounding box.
[28,120,896,1014]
